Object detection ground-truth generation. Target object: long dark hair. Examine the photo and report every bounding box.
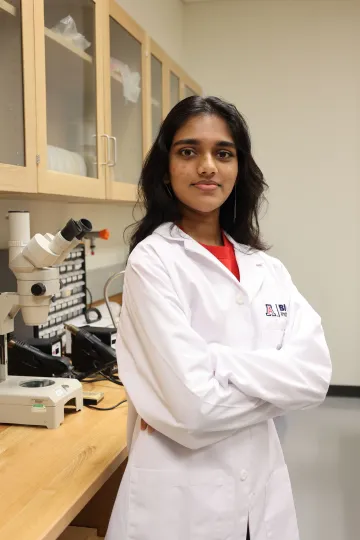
[129,96,268,252]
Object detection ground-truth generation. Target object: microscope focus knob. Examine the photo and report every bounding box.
[31,283,46,296]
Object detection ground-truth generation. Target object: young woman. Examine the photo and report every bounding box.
[105,96,331,540]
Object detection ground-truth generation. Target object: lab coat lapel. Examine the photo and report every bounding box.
[155,223,265,302]
[224,233,265,303]
[182,231,266,304]
[234,247,265,302]
[183,237,241,288]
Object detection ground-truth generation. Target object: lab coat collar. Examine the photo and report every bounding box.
[154,223,265,302]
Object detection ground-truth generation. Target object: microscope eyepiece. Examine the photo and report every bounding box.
[75,219,93,240]
[60,219,82,242]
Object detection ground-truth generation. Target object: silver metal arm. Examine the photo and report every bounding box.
[103,271,125,328]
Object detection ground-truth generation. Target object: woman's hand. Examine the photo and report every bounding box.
[141,418,155,434]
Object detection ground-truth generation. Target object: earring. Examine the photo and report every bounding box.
[163,173,174,199]
[233,184,237,223]
[165,183,174,199]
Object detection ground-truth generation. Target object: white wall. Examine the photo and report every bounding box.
[184,0,360,385]
[117,0,184,65]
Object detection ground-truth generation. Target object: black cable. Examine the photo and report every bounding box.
[84,287,102,323]
[74,338,123,408]
[82,369,124,410]
[85,398,127,411]
[86,286,93,307]
[81,376,107,383]
[85,367,117,381]
[82,365,120,384]
[83,374,122,386]
[77,354,119,381]
[99,371,123,386]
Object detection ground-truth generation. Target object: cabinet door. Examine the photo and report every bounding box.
[180,75,202,100]
[34,0,106,199]
[104,1,148,202]
[0,0,37,192]
[168,61,202,107]
[184,86,197,98]
[149,39,169,144]
[170,71,180,109]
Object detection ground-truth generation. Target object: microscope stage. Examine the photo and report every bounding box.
[0,376,83,428]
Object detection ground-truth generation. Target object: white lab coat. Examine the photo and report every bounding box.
[106,223,331,540]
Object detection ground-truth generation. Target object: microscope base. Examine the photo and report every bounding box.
[0,376,83,429]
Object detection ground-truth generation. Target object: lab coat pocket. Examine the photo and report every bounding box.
[127,468,235,540]
[265,466,299,540]
[260,318,287,349]
[189,471,235,540]
[128,468,183,540]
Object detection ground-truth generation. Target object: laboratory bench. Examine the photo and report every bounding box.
[0,380,128,540]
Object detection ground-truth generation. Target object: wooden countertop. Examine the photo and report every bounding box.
[0,381,128,540]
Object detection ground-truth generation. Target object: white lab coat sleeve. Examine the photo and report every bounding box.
[118,248,285,450]
[211,263,332,410]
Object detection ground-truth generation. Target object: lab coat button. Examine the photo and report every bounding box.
[240,470,248,481]
[236,294,244,305]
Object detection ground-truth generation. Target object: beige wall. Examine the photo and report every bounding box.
[116,0,184,65]
[0,198,132,276]
[184,0,360,385]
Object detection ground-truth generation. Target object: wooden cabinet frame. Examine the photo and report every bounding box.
[103,0,149,202]
[181,71,202,100]
[34,0,106,199]
[149,39,170,131]
[149,39,202,115]
[0,0,37,193]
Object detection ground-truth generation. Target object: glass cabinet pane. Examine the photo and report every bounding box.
[110,17,143,185]
[185,86,197,98]
[170,72,180,109]
[44,0,98,178]
[151,55,162,142]
[0,0,25,167]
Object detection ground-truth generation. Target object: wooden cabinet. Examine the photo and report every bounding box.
[148,39,199,147]
[103,1,149,202]
[149,39,167,146]
[170,70,181,110]
[0,0,202,202]
[34,0,106,199]
[180,72,202,101]
[148,39,202,145]
[0,0,37,193]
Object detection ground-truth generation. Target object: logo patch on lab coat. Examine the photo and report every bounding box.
[266,304,287,317]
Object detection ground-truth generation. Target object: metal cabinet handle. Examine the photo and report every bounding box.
[108,136,117,167]
[103,134,111,166]
[94,134,109,166]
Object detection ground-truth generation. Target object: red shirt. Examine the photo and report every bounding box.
[201,232,240,281]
